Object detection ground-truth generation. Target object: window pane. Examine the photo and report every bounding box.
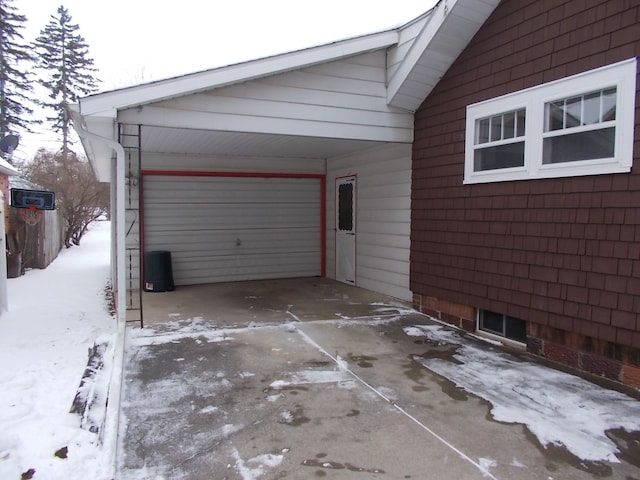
[516,109,526,136]
[546,88,617,132]
[480,310,504,335]
[543,127,615,164]
[505,316,527,343]
[602,88,616,121]
[490,115,502,141]
[503,112,515,139]
[477,118,490,144]
[583,92,601,125]
[476,109,525,145]
[474,141,525,171]
[546,102,564,131]
[338,183,353,231]
[565,96,582,128]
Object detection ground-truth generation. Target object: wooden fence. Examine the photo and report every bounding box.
[8,207,64,272]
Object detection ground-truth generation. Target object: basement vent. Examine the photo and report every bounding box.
[478,309,527,344]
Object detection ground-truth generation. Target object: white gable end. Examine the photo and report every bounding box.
[387,0,501,112]
[118,50,414,145]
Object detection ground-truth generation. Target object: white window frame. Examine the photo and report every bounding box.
[464,58,637,184]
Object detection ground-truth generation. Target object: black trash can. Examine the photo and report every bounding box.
[6,252,22,278]
[143,250,175,292]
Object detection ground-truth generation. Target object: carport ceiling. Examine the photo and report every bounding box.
[140,125,395,159]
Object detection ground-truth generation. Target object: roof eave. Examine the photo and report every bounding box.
[387,0,501,112]
[0,157,19,176]
[69,109,116,182]
[74,29,399,118]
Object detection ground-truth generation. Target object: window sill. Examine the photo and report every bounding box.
[474,329,527,350]
[464,160,630,184]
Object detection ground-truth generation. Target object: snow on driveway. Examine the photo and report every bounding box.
[120,314,640,479]
[405,324,640,464]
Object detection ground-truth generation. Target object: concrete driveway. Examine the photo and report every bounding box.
[118,278,640,479]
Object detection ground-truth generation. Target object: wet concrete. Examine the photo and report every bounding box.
[118,278,640,479]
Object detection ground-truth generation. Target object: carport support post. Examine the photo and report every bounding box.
[0,191,7,313]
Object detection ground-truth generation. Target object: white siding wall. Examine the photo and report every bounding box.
[134,51,413,143]
[387,15,428,84]
[327,144,412,301]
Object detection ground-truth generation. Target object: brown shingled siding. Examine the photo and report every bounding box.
[411,0,640,385]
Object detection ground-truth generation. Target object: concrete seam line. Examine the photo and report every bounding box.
[294,325,500,480]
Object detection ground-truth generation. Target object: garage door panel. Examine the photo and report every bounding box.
[145,178,320,204]
[175,254,320,284]
[146,231,320,257]
[145,205,319,229]
[177,252,318,274]
[143,174,322,285]
[146,229,319,250]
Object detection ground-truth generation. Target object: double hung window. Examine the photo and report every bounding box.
[474,108,526,171]
[465,59,636,184]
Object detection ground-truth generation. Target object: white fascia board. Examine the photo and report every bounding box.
[387,0,500,110]
[387,0,453,104]
[77,31,399,118]
[0,157,19,176]
[72,114,117,182]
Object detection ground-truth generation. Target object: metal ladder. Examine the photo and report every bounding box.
[118,124,144,327]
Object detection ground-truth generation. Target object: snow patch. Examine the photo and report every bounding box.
[233,448,284,480]
[479,457,497,471]
[280,410,294,424]
[199,406,219,414]
[405,324,640,463]
[269,368,351,391]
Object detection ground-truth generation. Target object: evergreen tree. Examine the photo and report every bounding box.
[0,0,35,139]
[33,5,99,158]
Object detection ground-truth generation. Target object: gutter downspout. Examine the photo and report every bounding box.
[71,112,126,324]
[70,111,126,478]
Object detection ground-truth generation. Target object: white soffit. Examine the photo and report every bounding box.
[387,0,500,112]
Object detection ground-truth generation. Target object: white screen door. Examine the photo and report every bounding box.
[335,176,356,285]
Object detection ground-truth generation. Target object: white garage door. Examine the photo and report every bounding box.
[143,174,322,285]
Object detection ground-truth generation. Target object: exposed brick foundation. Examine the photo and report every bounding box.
[528,322,640,385]
[413,293,640,389]
[623,364,640,389]
[413,294,476,332]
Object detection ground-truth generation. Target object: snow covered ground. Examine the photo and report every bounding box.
[405,324,640,464]
[0,221,117,480]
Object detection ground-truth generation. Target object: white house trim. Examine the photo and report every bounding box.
[386,0,502,112]
[0,158,19,176]
[74,30,399,117]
